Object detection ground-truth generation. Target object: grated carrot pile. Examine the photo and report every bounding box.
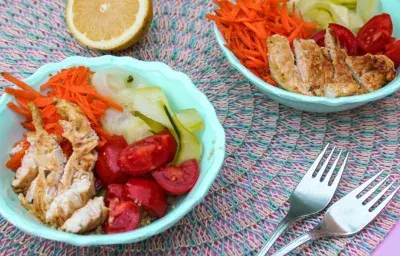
[2,67,122,167]
[206,0,317,85]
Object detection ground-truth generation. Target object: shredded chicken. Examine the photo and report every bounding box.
[54,99,99,156]
[11,133,37,193]
[46,170,96,227]
[61,197,108,234]
[19,103,67,220]
[12,100,106,233]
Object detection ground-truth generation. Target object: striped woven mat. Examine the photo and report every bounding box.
[0,0,399,255]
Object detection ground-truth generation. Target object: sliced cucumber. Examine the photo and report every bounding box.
[135,112,166,133]
[164,104,202,165]
[176,109,204,133]
[101,109,153,144]
[118,87,173,129]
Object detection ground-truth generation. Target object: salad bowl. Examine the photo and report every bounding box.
[0,55,225,246]
[213,0,400,113]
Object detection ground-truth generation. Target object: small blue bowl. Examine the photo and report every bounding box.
[0,56,225,246]
[213,2,400,113]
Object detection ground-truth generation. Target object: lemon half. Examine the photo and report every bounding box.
[66,0,152,51]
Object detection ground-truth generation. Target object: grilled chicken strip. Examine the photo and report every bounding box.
[54,99,99,157]
[53,99,99,192]
[267,35,312,95]
[61,197,108,234]
[46,170,96,227]
[293,39,334,96]
[19,103,67,220]
[11,133,37,192]
[346,54,397,92]
[59,151,98,193]
[323,29,363,97]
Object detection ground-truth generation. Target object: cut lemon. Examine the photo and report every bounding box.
[65,0,153,51]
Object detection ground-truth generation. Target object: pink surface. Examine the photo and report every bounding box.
[373,221,400,255]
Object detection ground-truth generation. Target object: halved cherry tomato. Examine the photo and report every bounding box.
[385,40,400,67]
[312,30,326,47]
[152,159,199,195]
[329,24,358,56]
[357,13,393,54]
[104,184,128,206]
[103,199,140,234]
[126,178,168,218]
[118,130,177,176]
[94,136,128,187]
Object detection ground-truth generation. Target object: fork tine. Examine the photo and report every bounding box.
[370,183,400,214]
[315,146,336,180]
[330,152,348,188]
[305,143,330,178]
[360,175,390,202]
[366,180,395,209]
[323,149,342,184]
[348,170,385,197]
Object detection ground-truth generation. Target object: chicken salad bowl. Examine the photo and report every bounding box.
[0,55,225,245]
[211,0,400,113]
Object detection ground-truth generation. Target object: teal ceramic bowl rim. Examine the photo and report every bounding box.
[214,24,400,106]
[0,55,226,246]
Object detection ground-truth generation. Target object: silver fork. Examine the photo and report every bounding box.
[273,170,400,256]
[257,144,348,256]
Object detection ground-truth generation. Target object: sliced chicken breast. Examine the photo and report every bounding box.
[54,99,99,156]
[61,197,108,234]
[12,134,37,192]
[293,39,334,95]
[46,170,95,227]
[18,104,67,220]
[324,29,362,97]
[267,35,313,95]
[346,54,397,92]
[59,151,98,192]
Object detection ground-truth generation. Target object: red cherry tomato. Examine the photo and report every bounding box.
[152,159,199,195]
[126,178,168,218]
[357,13,393,54]
[385,40,400,67]
[118,130,177,176]
[103,199,140,234]
[94,136,129,187]
[328,24,358,56]
[312,30,326,47]
[104,184,128,206]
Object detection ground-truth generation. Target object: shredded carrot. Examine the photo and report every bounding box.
[92,126,113,140]
[7,103,32,120]
[2,72,42,97]
[5,88,37,100]
[206,0,317,85]
[33,97,53,107]
[21,122,35,131]
[6,139,30,171]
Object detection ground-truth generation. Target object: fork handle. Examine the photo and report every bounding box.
[257,215,296,256]
[272,229,322,256]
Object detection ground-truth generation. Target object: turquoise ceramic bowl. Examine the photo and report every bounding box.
[213,1,400,113]
[0,56,225,246]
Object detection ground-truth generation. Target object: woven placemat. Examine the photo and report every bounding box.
[1,0,399,255]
